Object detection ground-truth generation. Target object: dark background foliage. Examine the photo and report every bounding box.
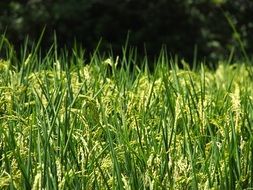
[0,0,253,63]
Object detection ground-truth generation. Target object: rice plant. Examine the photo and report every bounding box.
[0,35,253,189]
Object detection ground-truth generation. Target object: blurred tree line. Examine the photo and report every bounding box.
[0,0,253,63]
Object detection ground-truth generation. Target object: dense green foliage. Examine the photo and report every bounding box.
[1,0,253,62]
[0,36,253,189]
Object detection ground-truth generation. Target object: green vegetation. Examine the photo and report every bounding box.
[0,36,253,189]
[1,0,253,61]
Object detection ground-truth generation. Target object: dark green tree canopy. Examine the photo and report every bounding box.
[0,0,252,63]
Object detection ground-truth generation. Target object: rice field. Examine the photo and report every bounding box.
[1,36,253,189]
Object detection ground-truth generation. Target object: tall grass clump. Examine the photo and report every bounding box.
[0,34,253,189]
